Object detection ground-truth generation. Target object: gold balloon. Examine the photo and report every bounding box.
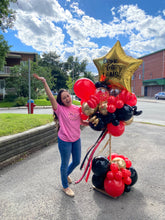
[93,41,143,92]
[89,116,99,126]
[99,102,108,115]
[125,117,134,125]
[82,102,97,116]
[112,157,126,169]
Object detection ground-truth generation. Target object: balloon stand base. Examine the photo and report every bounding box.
[92,185,117,198]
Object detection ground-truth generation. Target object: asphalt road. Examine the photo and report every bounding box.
[0,98,165,126]
[0,99,165,220]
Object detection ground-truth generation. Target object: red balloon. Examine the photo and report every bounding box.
[107,104,116,113]
[123,176,132,185]
[107,121,125,137]
[107,96,116,104]
[110,163,119,172]
[125,158,132,168]
[118,89,128,103]
[74,78,96,101]
[87,98,98,108]
[106,171,114,180]
[90,94,100,104]
[118,154,125,160]
[125,92,137,106]
[108,153,119,160]
[104,178,125,197]
[114,171,123,181]
[95,89,109,102]
[116,99,124,109]
[121,168,131,178]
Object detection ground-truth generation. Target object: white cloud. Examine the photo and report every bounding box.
[70,2,85,17]
[10,1,165,72]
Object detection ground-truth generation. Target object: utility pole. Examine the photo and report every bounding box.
[28,59,31,114]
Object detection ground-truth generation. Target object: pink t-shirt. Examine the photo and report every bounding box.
[54,104,81,142]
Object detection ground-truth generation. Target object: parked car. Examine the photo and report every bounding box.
[154,92,165,100]
[51,91,58,96]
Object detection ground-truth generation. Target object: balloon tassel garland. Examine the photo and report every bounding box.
[75,129,108,184]
[80,128,107,170]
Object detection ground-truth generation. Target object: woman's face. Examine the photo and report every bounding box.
[61,91,72,106]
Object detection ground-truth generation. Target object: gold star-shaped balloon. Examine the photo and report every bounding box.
[93,41,143,92]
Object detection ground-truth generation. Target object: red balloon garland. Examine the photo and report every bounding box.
[74,78,141,198]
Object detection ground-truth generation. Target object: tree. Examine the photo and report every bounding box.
[0,0,17,31]
[38,52,68,91]
[5,61,52,99]
[63,56,89,81]
[0,0,17,70]
[84,71,95,82]
[66,76,75,94]
[38,52,60,68]
[0,34,10,70]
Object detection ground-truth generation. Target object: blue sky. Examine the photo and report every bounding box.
[2,0,165,74]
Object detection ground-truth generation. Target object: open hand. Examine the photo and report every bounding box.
[33,74,46,83]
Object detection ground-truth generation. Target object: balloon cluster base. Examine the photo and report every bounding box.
[92,185,117,199]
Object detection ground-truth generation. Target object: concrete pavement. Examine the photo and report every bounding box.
[0,98,165,219]
[0,122,165,220]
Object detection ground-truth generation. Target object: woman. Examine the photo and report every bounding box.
[33,74,88,197]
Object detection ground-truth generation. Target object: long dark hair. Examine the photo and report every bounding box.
[53,89,69,131]
[56,89,68,105]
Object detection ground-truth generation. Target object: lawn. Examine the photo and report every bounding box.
[0,113,54,137]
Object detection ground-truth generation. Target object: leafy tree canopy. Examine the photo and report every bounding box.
[0,0,17,70]
[63,56,88,81]
[5,61,52,99]
[0,34,10,70]
[0,0,17,32]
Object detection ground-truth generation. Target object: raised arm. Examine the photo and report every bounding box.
[33,74,57,110]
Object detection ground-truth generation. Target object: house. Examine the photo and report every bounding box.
[0,51,37,99]
[131,49,165,97]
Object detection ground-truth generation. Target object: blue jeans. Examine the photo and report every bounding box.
[58,137,81,189]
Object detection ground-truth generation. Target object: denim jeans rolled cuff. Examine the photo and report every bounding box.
[58,137,81,188]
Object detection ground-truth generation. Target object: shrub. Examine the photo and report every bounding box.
[4,94,17,102]
[15,97,27,106]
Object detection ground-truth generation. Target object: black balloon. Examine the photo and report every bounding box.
[95,81,108,89]
[124,184,131,192]
[116,104,133,121]
[132,106,143,116]
[129,167,138,186]
[92,174,105,189]
[89,118,105,131]
[102,112,116,124]
[92,156,110,176]
[112,119,120,126]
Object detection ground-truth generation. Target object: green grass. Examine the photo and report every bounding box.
[0,113,54,137]
[34,99,51,106]
[0,101,16,108]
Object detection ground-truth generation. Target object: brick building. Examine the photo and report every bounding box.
[131,49,165,97]
[0,52,37,99]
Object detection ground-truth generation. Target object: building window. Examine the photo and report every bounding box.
[139,74,141,79]
[0,80,5,89]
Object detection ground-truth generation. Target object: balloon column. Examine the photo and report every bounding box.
[74,41,142,198]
